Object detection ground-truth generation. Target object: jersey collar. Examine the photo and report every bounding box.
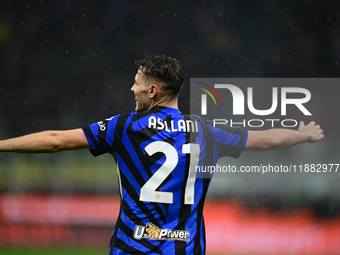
[149,106,182,114]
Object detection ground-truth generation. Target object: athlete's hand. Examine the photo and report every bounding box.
[298,121,324,143]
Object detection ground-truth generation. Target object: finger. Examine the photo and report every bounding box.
[309,121,316,126]
[299,121,305,128]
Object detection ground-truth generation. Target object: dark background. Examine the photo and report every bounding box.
[1,1,339,135]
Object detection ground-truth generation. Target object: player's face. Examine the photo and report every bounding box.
[131,68,152,112]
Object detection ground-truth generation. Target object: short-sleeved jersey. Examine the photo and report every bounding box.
[82,106,248,255]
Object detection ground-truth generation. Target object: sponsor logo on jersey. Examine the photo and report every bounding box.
[133,223,190,242]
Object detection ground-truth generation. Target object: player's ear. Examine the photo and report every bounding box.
[149,84,158,98]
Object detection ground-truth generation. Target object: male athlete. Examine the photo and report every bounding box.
[0,54,324,254]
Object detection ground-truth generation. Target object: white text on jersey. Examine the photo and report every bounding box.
[148,116,198,132]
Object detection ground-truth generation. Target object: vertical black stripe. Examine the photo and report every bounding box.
[193,116,214,254]
[194,178,209,255]
[175,119,192,255]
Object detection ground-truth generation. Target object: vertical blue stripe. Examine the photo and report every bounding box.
[200,216,205,254]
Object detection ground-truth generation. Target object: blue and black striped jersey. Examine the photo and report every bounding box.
[82,106,248,255]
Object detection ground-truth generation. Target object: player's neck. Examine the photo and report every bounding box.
[148,98,178,110]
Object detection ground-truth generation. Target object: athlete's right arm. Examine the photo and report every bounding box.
[0,128,90,153]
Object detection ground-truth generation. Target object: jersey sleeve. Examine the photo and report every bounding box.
[208,121,248,159]
[82,115,120,157]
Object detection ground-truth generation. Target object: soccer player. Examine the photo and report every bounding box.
[0,54,324,254]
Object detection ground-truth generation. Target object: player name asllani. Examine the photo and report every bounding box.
[148,116,198,132]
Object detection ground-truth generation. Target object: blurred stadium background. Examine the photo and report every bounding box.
[0,1,340,254]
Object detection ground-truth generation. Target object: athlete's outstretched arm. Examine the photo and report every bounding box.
[244,121,324,151]
[0,128,90,153]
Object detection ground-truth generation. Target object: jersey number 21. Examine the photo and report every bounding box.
[140,141,200,205]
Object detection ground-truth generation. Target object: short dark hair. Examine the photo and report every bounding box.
[136,54,184,98]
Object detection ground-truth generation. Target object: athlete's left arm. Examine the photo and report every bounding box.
[244,121,324,151]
